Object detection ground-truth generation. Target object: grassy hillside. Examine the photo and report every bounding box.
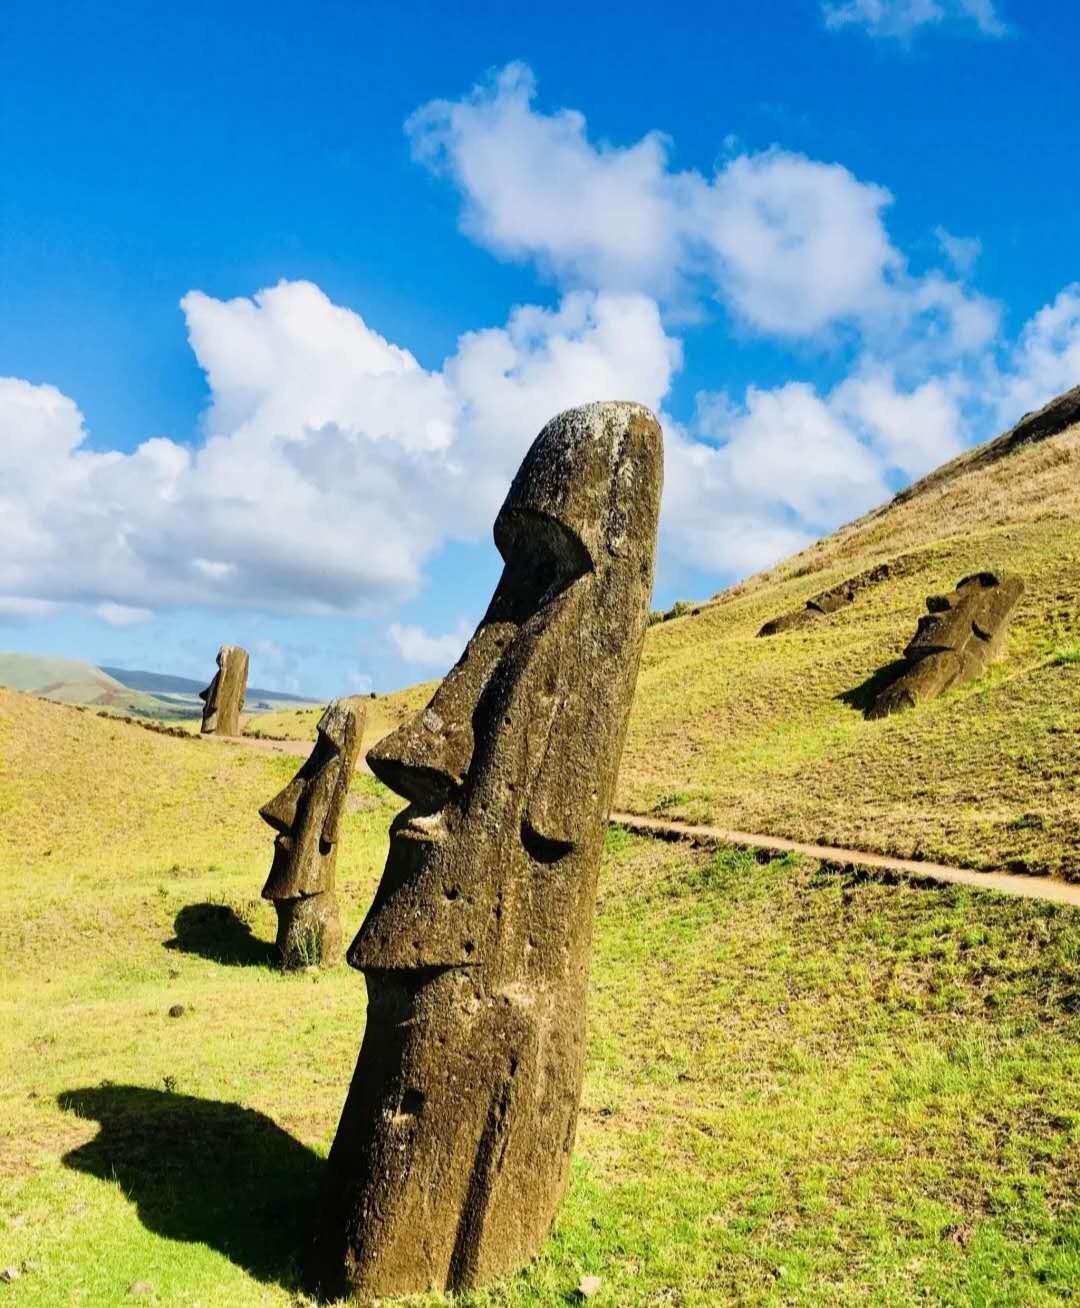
[0,653,174,717]
[245,680,440,752]
[2,689,1079,1305]
[617,409,1080,879]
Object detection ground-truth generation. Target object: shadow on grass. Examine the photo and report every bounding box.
[165,902,276,967]
[58,1085,320,1290]
[837,658,909,716]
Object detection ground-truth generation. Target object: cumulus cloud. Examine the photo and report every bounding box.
[388,620,473,669]
[407,63,996,352]
[0,281,679,617]
[991,284,1080,423]
[822,0,1008,38]
[96,602,153,627]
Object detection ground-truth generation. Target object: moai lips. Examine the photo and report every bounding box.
[869,571,1024,719]
[199,644,249,736]
[259,697,365,969]
[308,402,663,1302]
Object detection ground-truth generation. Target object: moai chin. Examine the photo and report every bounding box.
[199,644,249,736]
[869,571,1024,719]
[259,697,366,969]
[308,402,663,1302]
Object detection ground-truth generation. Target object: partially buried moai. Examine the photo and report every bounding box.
[199,644,249,736]
[308,402,663,1302]
[259,697,366,969]
[869,570,1024,719]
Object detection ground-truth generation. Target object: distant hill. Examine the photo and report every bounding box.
[0,653,319,720]
[100,665,319,705]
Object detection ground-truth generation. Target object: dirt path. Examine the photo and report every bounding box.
[210,729,1080,908]
[610,812,1080,908]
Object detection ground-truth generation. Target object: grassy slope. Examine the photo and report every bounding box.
[2,691,1080,1305]
[619,420,1080,878]
[243,680,440,751]
[0,653,194,719]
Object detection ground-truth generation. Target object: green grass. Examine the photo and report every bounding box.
[2,694,1080,1305]
[617,426,1080,877]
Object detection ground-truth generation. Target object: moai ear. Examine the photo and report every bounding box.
[521,692,577,863]
[321,707,361,848]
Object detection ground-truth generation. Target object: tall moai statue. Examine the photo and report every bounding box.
[199,644,249,735]
[869,571,1024,719]
[307,402,663,1302]
[259,697,366,969]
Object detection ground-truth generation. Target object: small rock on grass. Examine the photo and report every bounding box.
[576,1274,603,1298]
[167,1004,185,1018]
[127,1280,154,1295]
[1,1266,20,1283]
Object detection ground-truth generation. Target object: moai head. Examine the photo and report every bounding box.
[311,402,662,1300]
[199,644,249,735]
[354,400,663,983]
[260,697,365,901]
[869,571,1024,718]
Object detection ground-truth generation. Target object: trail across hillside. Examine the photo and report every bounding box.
[611,812,1080,907]
[214,732,1080,907]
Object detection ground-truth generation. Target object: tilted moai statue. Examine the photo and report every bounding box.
[199,644,249,735]
[308,402,663,1302]
[259,697,366,969]
[869,571,1024,719]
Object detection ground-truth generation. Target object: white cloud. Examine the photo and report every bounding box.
[991,284,1080,425]
[388,620,472,669]
[935,226,982,277]
[96,602,153,627]
[822,0,1007,38]
[0,281,679,618]
[407,64,997,353]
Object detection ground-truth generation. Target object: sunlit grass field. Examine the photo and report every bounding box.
[619,424,1080,878]
[2,690,1080,1305]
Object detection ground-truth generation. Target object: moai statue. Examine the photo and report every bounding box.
[199,644,249,735]
[259,697,366,969]
[869,571,1024,719]
[308,402,663,1302]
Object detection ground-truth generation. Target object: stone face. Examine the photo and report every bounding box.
[260,697,365,969]
[309,402,663,1302]
[868,571,1024,719]
[198,645,249,736]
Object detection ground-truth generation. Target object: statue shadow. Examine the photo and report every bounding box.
[164,902,276,967]
[58,1085,321,1291]
[837,658,908,716]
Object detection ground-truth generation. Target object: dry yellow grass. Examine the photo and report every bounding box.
[617,422,1080,877]
[243,680,438,752]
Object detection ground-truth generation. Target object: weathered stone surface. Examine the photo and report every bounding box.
[868,571,1024,719]
[198,645,249,736]
[309,402,663,1302]
[260,697,365,969]
[759,562,897,637]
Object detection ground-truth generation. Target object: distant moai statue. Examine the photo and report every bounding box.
[199,645,249,735]
[869,571,1024,719]
[307,402,663,1302]
[259,697,366,969]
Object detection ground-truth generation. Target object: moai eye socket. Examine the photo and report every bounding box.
[494,510,593,622]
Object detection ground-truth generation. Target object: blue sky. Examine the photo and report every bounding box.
[2,0,1078,696]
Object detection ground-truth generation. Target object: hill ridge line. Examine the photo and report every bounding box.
[610,812,1080,907]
